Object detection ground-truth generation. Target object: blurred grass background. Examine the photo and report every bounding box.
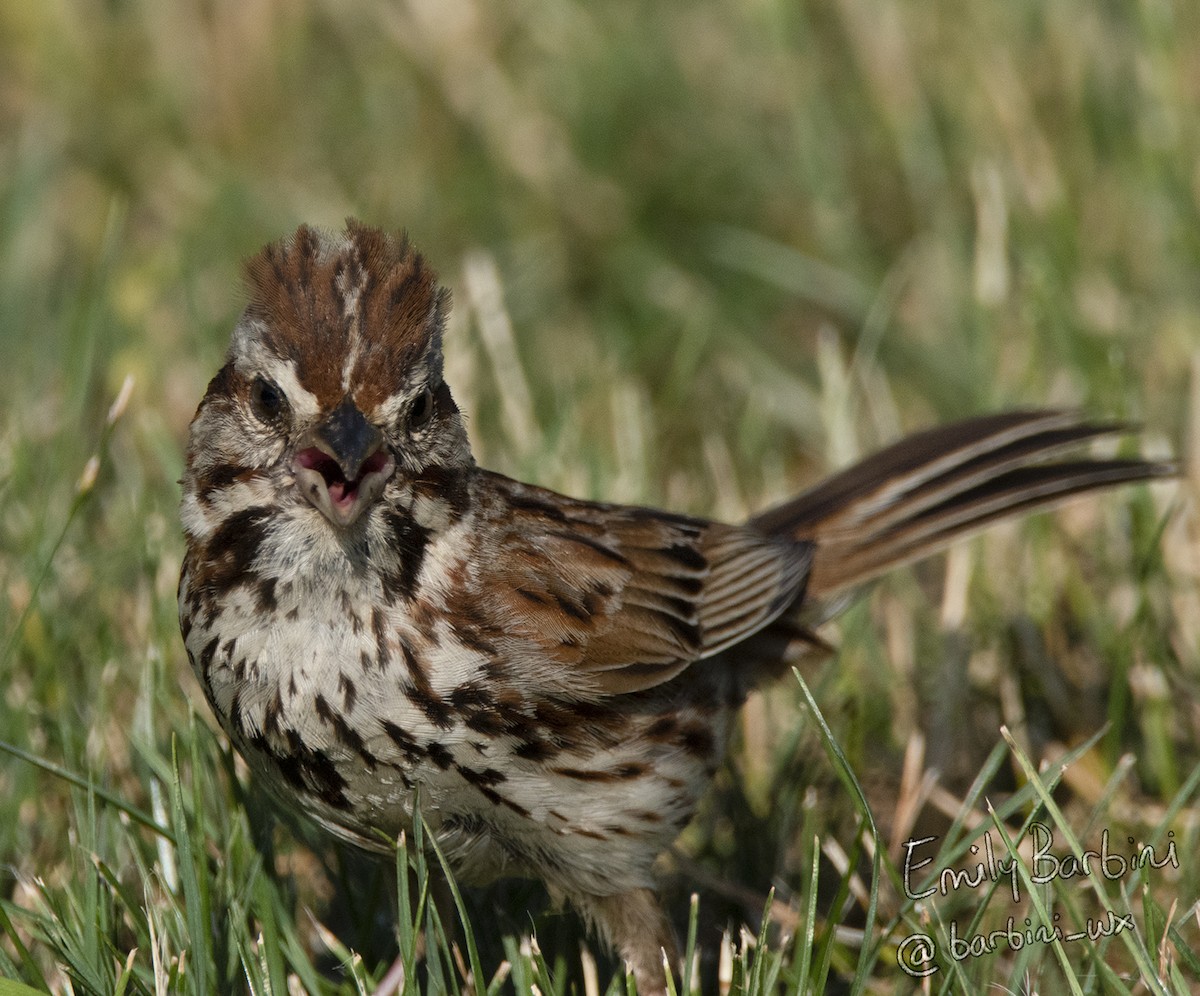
[1,0,1199,992]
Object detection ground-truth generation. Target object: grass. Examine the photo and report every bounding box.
[1,0,1199,991]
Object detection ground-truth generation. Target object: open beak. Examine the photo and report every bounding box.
[293,398,394,528]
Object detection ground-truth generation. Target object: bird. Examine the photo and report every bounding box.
[178,220,1173,993]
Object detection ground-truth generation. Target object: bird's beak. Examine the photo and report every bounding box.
[293,398,395,528]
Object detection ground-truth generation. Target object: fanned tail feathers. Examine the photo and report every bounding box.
[748,410,1175,602]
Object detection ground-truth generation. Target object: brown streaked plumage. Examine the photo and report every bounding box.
[179,221,1174,994]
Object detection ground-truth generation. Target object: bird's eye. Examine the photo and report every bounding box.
[250,376,288,423]
[408,385,434,431]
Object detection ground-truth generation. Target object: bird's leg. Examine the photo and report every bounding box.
[570,887,679,996]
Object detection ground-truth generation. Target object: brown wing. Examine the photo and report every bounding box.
[479,475,813,694]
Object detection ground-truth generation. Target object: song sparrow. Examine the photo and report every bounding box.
[179,221,1172,993]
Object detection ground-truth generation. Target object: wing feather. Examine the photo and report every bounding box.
[482,476,812,694]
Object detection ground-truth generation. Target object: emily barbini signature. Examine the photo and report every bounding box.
[902,822,1179,904]
[892,823,1179,977]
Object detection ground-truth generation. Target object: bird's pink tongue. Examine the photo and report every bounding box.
[294,445,393,524]
[296,446,359,507]
[328,480,354,508]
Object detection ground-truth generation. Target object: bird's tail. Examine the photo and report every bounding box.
[748,410,1175,604]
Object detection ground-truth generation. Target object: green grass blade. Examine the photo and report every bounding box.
[793,668,882,990]
[0,738,171,842]
[0,981,52,996]
[169,738,211,994]
[985,805,1085,996]
[790,836,820,994]
[1001,727,1169,994]
[421,811,487,996]
[0,903,48,990]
